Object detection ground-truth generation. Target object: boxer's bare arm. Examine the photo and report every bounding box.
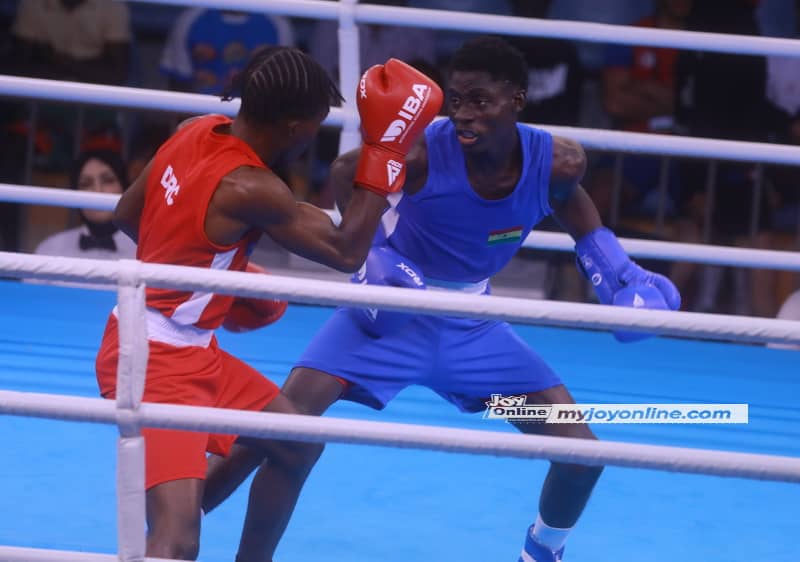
[116,160,385,273]
[211,166,387,273]
[114,160,151,243]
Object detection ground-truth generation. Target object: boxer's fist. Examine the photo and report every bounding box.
[355,59,443,196]
[349,245,425,337]
[575,227,681,342]
[222,263,288,333]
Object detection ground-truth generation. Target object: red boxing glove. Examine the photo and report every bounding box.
[222,263,288,333]
[355,58,443,196]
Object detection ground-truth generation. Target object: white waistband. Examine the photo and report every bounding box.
[112,305,214,348]
[425,277,489,295]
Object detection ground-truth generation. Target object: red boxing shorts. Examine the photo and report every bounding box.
[95,314,279,490]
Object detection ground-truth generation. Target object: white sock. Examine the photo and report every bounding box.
[531,513,571,552]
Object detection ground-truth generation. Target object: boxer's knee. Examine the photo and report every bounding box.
[147,529,200,561]
[547,424,604,483]
[550,460,604,486]
[268,439,325,481]
[146,492,202,560]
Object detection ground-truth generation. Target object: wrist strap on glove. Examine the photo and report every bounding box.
[574,227,631,304]
[354,145,406,197]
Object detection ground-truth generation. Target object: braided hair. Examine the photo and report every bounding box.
[223,46,344,125]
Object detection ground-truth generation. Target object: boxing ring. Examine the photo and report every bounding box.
[1,1,800,561]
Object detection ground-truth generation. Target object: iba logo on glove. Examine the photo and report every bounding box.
[380,84,432,142]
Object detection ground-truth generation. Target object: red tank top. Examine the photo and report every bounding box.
[138,114,265,329]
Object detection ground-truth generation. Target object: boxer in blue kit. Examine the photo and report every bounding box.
[272,36,679,561]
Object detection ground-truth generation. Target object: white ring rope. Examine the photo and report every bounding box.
[2,390,800,483]
[3,74,800,165]
[0,75,250,123]
[0,183,117,211]
[2,184,798,272]
[0,546,173,562]
[1,252,799,345]
[128,0,800,58]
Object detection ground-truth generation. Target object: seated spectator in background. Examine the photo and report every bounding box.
[765,122,800,239]
[675,1,770,143]
[407,0,511,67]
[4,0,132,171]
[588,0,691,221]
[757,0,797,37]
[548,0,656,70]
[764,3,800,236]
[0,0,132,252]
[777,290,800,320]
[9,0,131,85]
[505,0,587,304]
[767,289,800,350]
[160,9,294,95]
[34,150,136,278]
[673,0,776,316]
[310,0,437,82]
[777,289,800,320]
[509,0,583,127]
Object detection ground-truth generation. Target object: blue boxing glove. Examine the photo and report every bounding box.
[349,245,426,337]
[575,227,681,342]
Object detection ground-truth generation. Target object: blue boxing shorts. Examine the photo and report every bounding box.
[294,307,562,413]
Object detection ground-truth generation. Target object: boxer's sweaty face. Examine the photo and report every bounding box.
[274,110,327,168]
[447,70,522,152]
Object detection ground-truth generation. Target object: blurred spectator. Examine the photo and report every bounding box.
[764,2,800,235]
[587,0,691,222]
[160,9,294,95]
[767,289,800,350]
[604,0,690,134]
[506,0,587,303]
[9,0,131,85]
[548,0,656,70]
[0,0,132,252]
[8,1,131,152]
[310,1,436,83]
[673,0,776,316]
[675,1,769,141]
[33,150,136,267]
[778,290,800,315]
[777,289,800,321]
[4,0,131,163]
[407,0,511,66]
[509,0,583,126]
[757,0,797,37]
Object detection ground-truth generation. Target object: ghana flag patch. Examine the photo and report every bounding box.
[487,226,523,245]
